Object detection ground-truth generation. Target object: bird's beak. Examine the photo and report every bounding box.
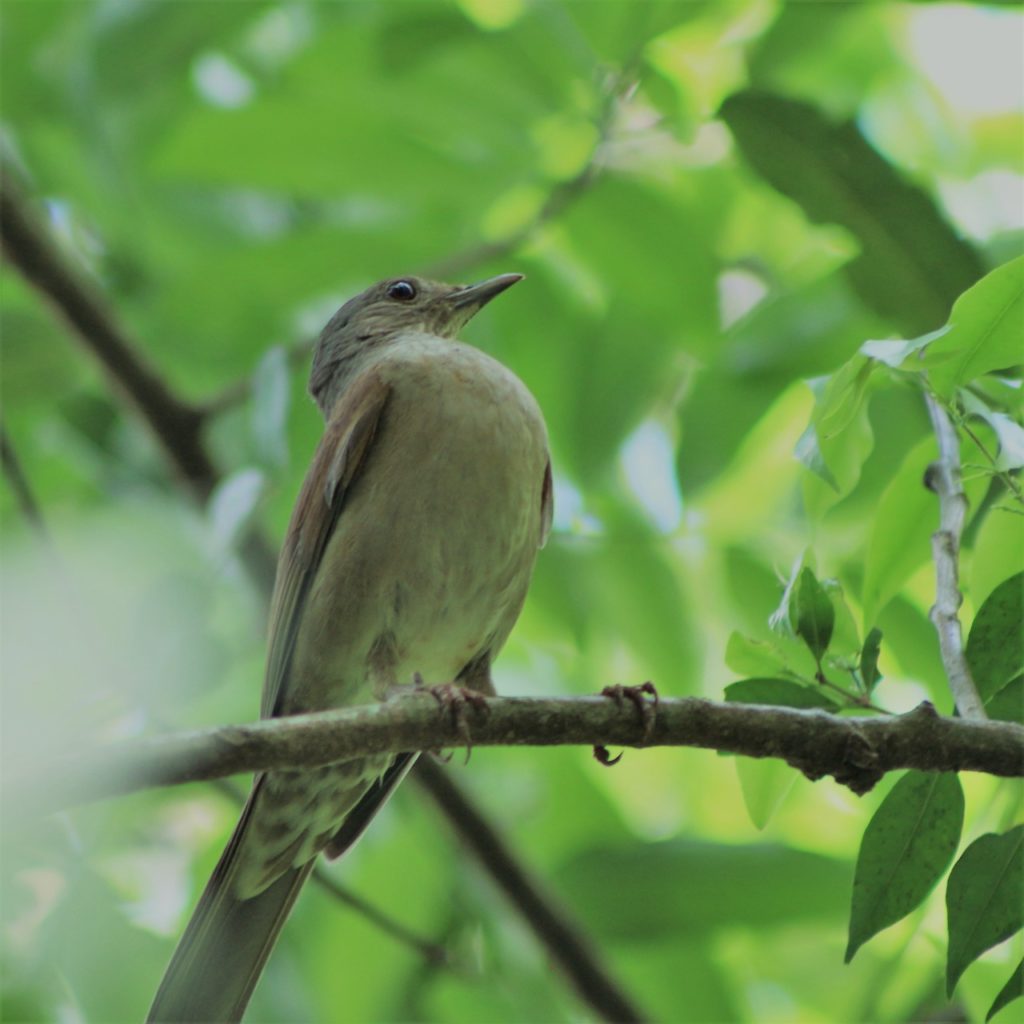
[451,273,524,311]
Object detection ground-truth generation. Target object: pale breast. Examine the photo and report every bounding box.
[289,333,549,709]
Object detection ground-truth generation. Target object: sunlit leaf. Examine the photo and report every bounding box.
[861,437,936,627]
[923,256,1024,397]
[987,958,1023,1022]
[724,677,838,712]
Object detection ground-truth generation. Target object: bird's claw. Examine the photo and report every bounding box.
[416,680,489,765]
[592,682,659,767]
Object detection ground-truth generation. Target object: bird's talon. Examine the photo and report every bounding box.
[592,744,623,767]
[599,681,660,748]
[422,683,489,765]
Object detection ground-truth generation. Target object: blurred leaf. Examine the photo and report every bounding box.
[860,627,883,694]
[821,578,860,668]
[967,572,1024,703]
[250,345,292,469]
[861,436,935,627]
[845,771,964,962]
[720,90,984,334]
[724,633,790,678]
[923,256,1024,397]
[970,508,1024,612]
[735,756,797,831]
[987,958,1023,1022]
[724,677,838,712]
[946,826,1024,996]
[792,567,834,664]
[557,839,851,940]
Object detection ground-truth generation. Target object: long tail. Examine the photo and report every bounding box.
[147,781,313,1023]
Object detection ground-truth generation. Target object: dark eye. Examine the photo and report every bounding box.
[387,280,417,301]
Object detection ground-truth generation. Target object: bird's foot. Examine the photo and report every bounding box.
[592,682,660,767]
[416,680,490,765]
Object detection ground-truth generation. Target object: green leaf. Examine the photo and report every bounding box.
[861,436,936,627]
[719,90,984,335]
[846,771,965,962]
[735,756,797,830]
[792,567,834,663]
[724,633,790,678]
[923,256,1024,397]
[557,839,851,940]
[967,572,1024,703]
[725,677,839,711]
[987,958,1023,1022]
[961,390,1024,471]
[947,826,1024,996]
[860,627,883,694]
[986,675,1024,725]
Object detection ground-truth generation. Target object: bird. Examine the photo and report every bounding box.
[147,273,552,1022]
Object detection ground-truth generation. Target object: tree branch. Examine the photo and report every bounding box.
[924,393,988,719]
[15,694,1021,819]
[0,171,278,593]
[0,174,214,500]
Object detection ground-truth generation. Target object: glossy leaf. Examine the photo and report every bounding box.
[947,826,1024,996]
[861,437,936,627]
[846,772,964,962]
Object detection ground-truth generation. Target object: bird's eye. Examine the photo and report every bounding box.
[387,280,417,301]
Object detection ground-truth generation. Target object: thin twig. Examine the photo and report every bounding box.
[13,694,1022,818]
[1,422,48,538]
[924,393,988,719]
[414,758,647,1024]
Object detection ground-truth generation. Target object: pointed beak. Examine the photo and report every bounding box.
[450,273,524,311]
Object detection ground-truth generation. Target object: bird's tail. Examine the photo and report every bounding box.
[147,779,314,1023]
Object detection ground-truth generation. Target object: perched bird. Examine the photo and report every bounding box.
[148,273,552,1021]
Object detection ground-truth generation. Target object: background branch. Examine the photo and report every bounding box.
[17,694,1022,818]
[924,392,988,719]
[415,758,646,1024]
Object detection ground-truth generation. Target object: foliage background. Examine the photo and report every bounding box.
[1,1,1021,1022]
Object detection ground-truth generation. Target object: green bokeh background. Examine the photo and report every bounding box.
[2,1,1021,1021]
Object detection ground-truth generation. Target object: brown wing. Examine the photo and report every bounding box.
[261,371,391,719]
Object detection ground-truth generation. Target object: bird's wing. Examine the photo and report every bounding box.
[262,370,391,719]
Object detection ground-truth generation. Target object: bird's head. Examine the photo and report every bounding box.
[309,273,522,415]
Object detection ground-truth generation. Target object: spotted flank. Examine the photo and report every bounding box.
[235,755,392,898]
